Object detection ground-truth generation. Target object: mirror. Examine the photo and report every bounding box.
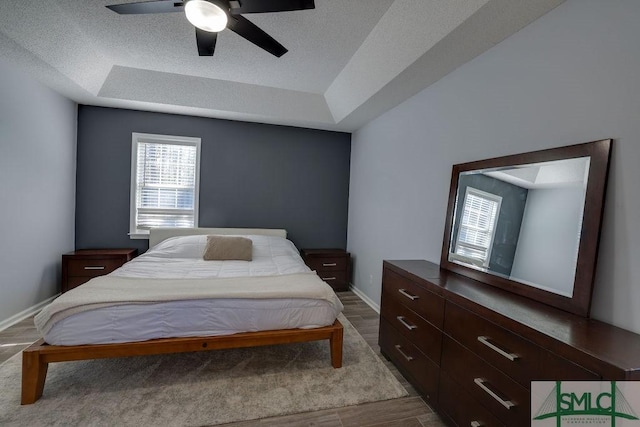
[440,140,611,316]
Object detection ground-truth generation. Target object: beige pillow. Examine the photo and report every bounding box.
[203,235,253,261]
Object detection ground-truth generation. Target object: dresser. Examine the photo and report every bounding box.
[379,260,640,427]
[61,249,137,293]
[300,248,350,291]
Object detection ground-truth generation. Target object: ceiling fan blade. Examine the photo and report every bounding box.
[229,0,314,15]
[106,0,185,14]
[195,28,217,56]
[227,15,287,57]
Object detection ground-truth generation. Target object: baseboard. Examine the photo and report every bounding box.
[0,295,58,332]
[349,285,380,314]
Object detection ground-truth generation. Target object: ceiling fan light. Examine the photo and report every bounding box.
[185,0,228,33]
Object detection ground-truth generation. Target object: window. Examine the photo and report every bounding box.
[130,133,201,238]
[454,187,502,267]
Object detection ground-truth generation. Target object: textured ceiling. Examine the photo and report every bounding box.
[0,0,565,131]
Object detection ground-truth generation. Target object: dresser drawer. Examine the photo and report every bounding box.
[379,318,439,407]
[383,269,444,329]
[442,337,529,427]
[439,371,505,427]
[67,258,125,277]
[305,256,348,272]
[444,302,598,387]
[381,292,442,364]
[536,350,600,381]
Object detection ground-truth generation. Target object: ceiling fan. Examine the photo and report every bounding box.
[106,0,315,57]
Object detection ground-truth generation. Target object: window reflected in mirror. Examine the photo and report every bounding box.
[448,156,590,298]
[451,187,502,268]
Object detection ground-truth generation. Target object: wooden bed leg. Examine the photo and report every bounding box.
[22,348,48,405]
[330,322,343,368]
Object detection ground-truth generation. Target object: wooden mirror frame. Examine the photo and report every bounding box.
[440,139,612,317]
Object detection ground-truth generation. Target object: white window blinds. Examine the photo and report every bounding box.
[454,187,502,267]
[130,133,201,237]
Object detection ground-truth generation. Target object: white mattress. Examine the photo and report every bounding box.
[43,235,343,345]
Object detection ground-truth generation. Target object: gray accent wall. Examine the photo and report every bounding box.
[347,0,640,334]
[0,58,77,324]
[76,106,351,253]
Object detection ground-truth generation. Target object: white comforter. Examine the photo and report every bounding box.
[39,234,344,345]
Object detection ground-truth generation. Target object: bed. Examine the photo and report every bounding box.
[21,228,344,404]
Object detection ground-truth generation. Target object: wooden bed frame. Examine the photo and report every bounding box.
[21,228,344,405]
[22,320,343,404]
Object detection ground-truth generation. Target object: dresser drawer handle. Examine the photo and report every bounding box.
[396,316,417,331]
[470,422,483,427]
[323,277,337,281]
[394,345,414,362]
[398,289,419,301]
[83,266,105,270]
[322,262,337,267]
[473,378,515,409]
[477,336,519,361]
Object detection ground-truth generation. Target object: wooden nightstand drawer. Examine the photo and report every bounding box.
[300,248,350,291]
[62,249,137,293]
[66,276,93,290]
[67,258,125,276]
[316,270,349,287]
[304,256,348,272]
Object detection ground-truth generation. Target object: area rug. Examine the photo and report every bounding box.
[0,315,407,426]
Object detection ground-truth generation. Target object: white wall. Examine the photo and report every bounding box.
[0,58,77,326]
[511,187,584,297]
[347,0,640,333]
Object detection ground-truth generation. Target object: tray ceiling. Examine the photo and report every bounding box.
[0,0,564,131]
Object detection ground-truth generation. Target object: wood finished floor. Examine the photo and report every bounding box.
[0,291,447,427]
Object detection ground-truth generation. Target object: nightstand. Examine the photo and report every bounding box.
[300,248,350,291]
[61,249,137,293]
